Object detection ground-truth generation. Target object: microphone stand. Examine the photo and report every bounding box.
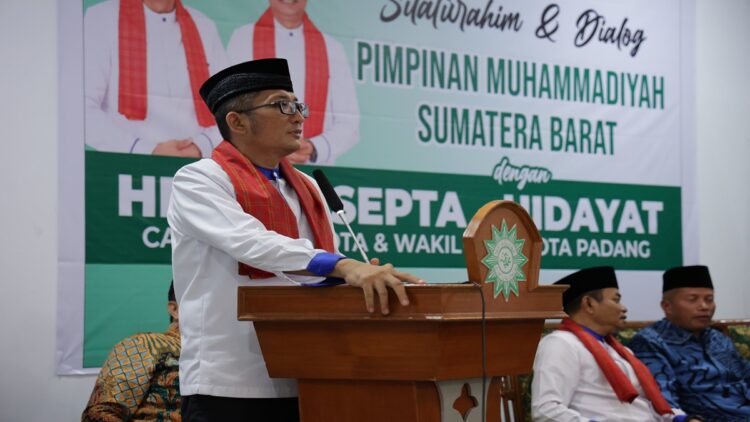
[335,209,369,263]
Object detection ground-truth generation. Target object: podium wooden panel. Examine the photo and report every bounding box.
[238,201,566,421]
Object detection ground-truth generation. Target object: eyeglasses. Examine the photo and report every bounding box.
[236,100,309,118]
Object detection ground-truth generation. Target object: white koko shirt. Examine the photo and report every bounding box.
[168,158,337,398]
[226,18,360,165]
[84,0,228,156]
[531,330,682,422]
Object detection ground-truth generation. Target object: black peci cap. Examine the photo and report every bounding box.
[200,58,294,113]
[554,266,618,307]
[663,265,713,292]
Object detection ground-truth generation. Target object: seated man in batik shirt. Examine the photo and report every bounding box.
[82,282,181,422]
[630,265,750,422]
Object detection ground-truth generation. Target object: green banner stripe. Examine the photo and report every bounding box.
[86,151,681,270]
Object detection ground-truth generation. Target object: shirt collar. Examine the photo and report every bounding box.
[274,18,303,37]
[656,318,704,345]
[166,322,180,338]
[144,4,177,24]
[254,164,282,181]
[578,323,606,342]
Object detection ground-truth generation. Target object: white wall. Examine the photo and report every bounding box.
[0,1,98,421]
[695,0,750,319]
[0,0,748,421]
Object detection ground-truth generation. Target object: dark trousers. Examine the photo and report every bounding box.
[181,395,300,422]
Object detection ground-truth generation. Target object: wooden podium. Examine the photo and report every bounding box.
[238,201,566,421]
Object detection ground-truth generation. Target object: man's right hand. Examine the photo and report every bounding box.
[330,259,425,315]
[152,139,201,157]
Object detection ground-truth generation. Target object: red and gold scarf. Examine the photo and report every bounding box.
[118,0,214,127]
[212,140,335,279]
[559,318,672,415]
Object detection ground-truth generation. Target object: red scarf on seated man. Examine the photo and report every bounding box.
[559,318,673,415]
[211,140,335,279]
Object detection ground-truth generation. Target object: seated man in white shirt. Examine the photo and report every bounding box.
[531,266,704,422]
[168,58,424,422]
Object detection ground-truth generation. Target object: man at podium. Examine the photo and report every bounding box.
[531,266,703,422]
[167,58,422,422]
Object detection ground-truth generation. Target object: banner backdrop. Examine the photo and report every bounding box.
[58,0,697,373]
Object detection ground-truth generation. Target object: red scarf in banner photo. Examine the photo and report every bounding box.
[118,0,214,127]
[211,141,335,279]
[252,8,329,139]
[559,318,673,415]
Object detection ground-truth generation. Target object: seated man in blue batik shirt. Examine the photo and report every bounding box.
[630,265,750,422]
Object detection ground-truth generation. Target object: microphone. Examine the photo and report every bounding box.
[312,169,370,263]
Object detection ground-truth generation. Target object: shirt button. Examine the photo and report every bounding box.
[162,17,167,22]
[722,388,730,398]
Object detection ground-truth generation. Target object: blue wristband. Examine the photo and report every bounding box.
[306,252,345,276]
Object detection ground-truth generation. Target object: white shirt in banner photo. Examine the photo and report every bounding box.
[84,0,229,158]
[227,1,360,165]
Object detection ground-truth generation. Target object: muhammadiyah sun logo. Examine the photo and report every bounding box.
[481,220,528,301]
